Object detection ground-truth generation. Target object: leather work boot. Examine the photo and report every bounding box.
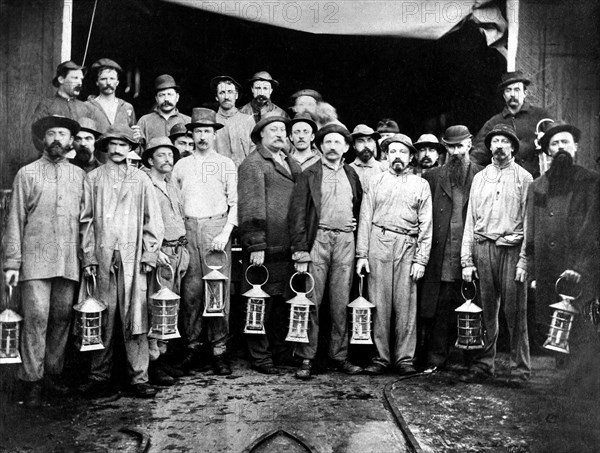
[212,355,232,376]
[127,383,159,398]
[295,359,313,380]
[149,361,177,386]
[333,359,363,375]
[364,362,387,376]
[43,375,71,396]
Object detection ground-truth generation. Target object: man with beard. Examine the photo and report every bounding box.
[472,71,550,177]
[71,117,102,173]
[350,124,386,188]
[169,123,194,158]
[137,75,190,145]
[211,75,255,167]
[414,134,445,175]
[3,115,84,407]
[239,71,289,123]
[171,108,237,375]
[356,134,432,376]
[461,123,532,383]
[419,126,483,372]
[289,112,320,170]
[525,121,600,352]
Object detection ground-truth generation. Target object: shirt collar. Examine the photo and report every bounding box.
[492,157,515,169]
[153,106,181,119]
[321,156,343,171]
[218,106,239,118]
[502,101,531,118]
[352,156,377,167]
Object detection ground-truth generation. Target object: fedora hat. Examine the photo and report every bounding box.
[32,115,80,140]
[376,119,400,134]
[96,125,139,152]
[52,61,83,88]
[290,112,318,135]
[185,108,224,132]
[210,75,242,93]
[314,123,352,150]
[351,124,381,141]
[142,136,180,168]
[290,89,323,103]
[498,70,531,91]
[250,111,290,144]
[414,134,445,153]
[154,74,180,93]
[248,71,279,88]
[169,122,190,140]
[77,117,101,138]
[539,120,581,155]
[485,123,520,154]
[442,125,472,145]
[381,134,417,154]
[90,58,123,74]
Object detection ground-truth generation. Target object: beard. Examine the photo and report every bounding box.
[446,154,465,186]
[253,95,269,107]
[46,141,68,159]
[546,150,575,195]
[357,147,374,163]
[74,145,92,163]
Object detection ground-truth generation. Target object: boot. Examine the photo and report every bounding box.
[23,381,43,408]
[149,361,177,386]
[213,355,232,376]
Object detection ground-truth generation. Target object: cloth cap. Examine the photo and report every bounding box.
[169,122,190,140]
[142,136,180,168]
[351,124,381,141]
[90,58,123,74]
[381,134,416,154]
[52,61,83,88]
[96,125,139,152]
[484,123,520,154]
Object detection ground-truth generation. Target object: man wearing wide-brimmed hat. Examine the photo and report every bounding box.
[238,111,302,375]
[239,70,289,123]
[472,70,551,177]
[461,123,532,384]
[4,115,85,407]
[171,108,237,376]
[79,125,164,399]
[211,75,256,167]
[169,123,194,158]
[349,124,387,187]
[289,111,320,170]
[71,117,102,172]
[137,74,190,145]
[413,133,445,175]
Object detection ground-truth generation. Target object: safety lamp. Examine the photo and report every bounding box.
[126,150,142,167]
[285,272,315,343]
[0,286,23,364]
[73,275,107,352]
[455,281,485,350]
[543,277,580,354]
[348,275,375,345]
[203,250,228,317]
[148,264,181,340]
[242,265,270,335]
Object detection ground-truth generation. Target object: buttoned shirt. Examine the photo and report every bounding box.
[137,107,191,144]
[149,173,186,241]
[215,107,256,167]
[349,157,387,188]
[319,159,354,231]
[86,97,137,133]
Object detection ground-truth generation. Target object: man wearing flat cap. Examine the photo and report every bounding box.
[71,117,102,173]
[238,111,302,375]
[137,74,190,145]
[289,112,320,170]
[171,108,237,376]
[169,123,194,158]
[3,115,85,407]
[79,125,164,398]
[290,89,323,117]
[461,123,532,383]
[211,75,256,167]
[350,124,387,188]
[414,133,445,175]
[356,133,433,376]
[239,71,289,123]
[472,70,551,177]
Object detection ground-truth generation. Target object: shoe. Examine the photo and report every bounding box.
[332,360,363,375]
[23,382,43,408]
[149,362,177,386]
[176,349,209,374]
[78,379,113,398]
[364,363,387,376]
[127,383,158,398]
[397,365,418,376]
[43,375,71,396]
[160,362,185,378]
[295,359,313,380]
[213,355,232,376]
[459,368,493,383]
[251,363,280,375]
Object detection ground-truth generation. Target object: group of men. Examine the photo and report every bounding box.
[3,60,599,409]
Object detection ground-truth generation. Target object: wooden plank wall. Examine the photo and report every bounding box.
[516,0,600,171]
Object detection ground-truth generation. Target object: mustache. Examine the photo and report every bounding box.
[160,101,174,108]
[420,156,432,163]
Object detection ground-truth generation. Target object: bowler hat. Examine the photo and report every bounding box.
[248,71,279,88]
[90,58,123,74]
[381,134,417,154]
[539,120,581,155]
[290,89,323,103]
[154,74,180,93]
[498,70,531,91]
[142,136,180,168]
[314,123,352,150]
[351,124,381,141]
[290,112,318,135]
[210,75,242,93]
[77,117,101,138]
[32,115,80,140]
[169,123,190,140]
[442,125,472,145]
[185,108,224,132]
[414,134,445,153]
[52,61,83,88]
[484,123,520,154]
[250,111,290,144]
[96,125,139,152]
[376,119,400,134]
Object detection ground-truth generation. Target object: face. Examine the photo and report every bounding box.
[290,121,314,152]
[547,131,578,158]
[490,135,514,163]
[416,146,440,168]
[294,95,317,115]
[379,132,395,141]
[354,136,377,162]
[44,127,73,159]
[320,133,349,164]
[251,81,273,99]
[503,82,527,111]
[388,142,411,173]
[96,68,119,96]
[156,88,179,113]
[260,121,287,151]
[148,147,174,174]
[216,82,238,110]
[74,130,96,160]
[59,69,84,97]
[444,138,471,158]
[192,127,216,152]
[107,139,131,163]
[173,135,195,157]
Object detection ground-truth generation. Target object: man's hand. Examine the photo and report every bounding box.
[462,266,478,283]
[294,261,309,273]
[211,232,230,252]
[83,265,97,278]
[4,270,19,287]
[141,263,154,274]
[157,251,170,267]
[515,268,527,283]
[131,125,142,142]
[560,269,582,284]
[410,263,425,281]
[250,251,265,266]
[356,258,370,276]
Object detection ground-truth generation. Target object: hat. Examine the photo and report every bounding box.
[52,61,83,88]
[376,119,400,134]
[77,117,101,138]
[484,123,520,154]
[142,136,180,168]
[248,71,279,88]
[169,122,190,140]
[185,108,224,132]
[380,134,417,154]
[498,70,531,91]
[250,111,290,144]
[351,124,381,141]
[414,134,445,153]
[442,125,472,145]
[90,58,122,74]
[290,112,317,135]
[290,89,323,103]
[539,120,581,155]
[154,74,180,93]
[96,125,139,152]
[210,75,242,93]
[314,123,352,149]
[32,115,80,140]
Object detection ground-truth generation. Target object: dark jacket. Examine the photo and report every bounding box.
[288,160,362,254]
[420,161,483,318]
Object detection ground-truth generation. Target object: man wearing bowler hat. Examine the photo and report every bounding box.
[289,111,320,170]
[472,70,551,177]
[169,123,194,158]
[4,115,84,407]
[350,124,387,188]
[137,74,190,145]
[461,123,532,383]
[211,75,256,167]
[239,71,289,123]
[171,108,237,375]
[414,133,445,175]
[71,117,102,173]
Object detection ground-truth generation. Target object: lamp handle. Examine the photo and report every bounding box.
[245,264,269,287]
[206,249,228,270]
[555,276,582,299]
[3,284,13,311]
[290,271,315,295]
[461,280,477,302]
[358,274,364,298]
[156,263,175,289]
[85,273,97,298]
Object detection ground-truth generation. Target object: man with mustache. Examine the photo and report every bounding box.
[356,134,433,376]
[171,108,237,376]
[472,71,550,178]
[290,89,323,116]
[350,124,387,188]
[211,75,255,167]
[414,134,445,175]
[376,118,400,160]
[71,117,102,173]
[289,112,320,170]
[3,116,84,407]
[418,126,483,373]
[137,74,190,145]
[461,123,532,383]
[169,123,195,158]
[239,71,289,123]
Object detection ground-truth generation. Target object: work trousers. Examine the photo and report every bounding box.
[427,281,462,367]
[295,229,354,361]
[368,227,418,368]
[472,240,531,377]
[180,215,230,356]
[18,278,76,382]
[89,251,149,385]
[246,294,290,367]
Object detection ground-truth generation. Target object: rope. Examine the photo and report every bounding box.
[82,0,99,66]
